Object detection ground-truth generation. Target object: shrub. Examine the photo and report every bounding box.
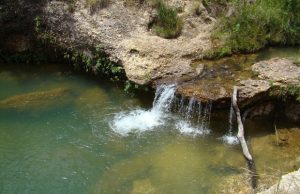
[212,0,300,54]
[64,45,125,80]
[153,1,183,39]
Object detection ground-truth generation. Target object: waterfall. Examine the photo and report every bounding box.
[110,84,211,136]
[175,97,211,136]
[221,100,239,145]
[109,84,176,136]
[152,84,176,112]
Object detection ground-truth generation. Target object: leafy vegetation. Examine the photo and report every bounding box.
[270,84,300,102]
[211,0,300,56]
[153,1,183,39]
[64,45,125,80]
[124,80,150,95]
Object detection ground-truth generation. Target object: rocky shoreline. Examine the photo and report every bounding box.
[1,0,299,121]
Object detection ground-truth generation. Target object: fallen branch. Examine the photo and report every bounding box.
[232,86,257,188]
[232,86,253,161]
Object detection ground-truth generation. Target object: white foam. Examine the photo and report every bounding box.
[176,120,210,137]
[221,134,239,145]
[109,109,165,136]
[109,84,176,136]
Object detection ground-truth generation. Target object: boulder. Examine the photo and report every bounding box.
[258,168,300,194]
[252,58,300,85]
[176,79,230,105]
[238,79,271,105]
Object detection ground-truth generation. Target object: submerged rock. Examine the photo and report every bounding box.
[74,87,109,114]
[93,154,151,194]
[214,173,253,194]
[132,179,156,194]
[0,88,70,110]
[249,127,300,189]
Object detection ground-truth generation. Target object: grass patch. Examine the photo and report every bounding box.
[153,1,183,39]
[212,0,300,54]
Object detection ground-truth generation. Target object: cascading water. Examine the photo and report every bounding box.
[175,97,211,136]
[109,84,176,136]
[221,101,239,145]
[109,84,211,136]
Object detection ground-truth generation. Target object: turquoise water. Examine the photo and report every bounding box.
[0,63,299,194]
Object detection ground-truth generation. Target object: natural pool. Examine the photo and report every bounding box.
[0,60,299,193]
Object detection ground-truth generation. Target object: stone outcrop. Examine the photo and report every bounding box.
[40,0,215,85]
[177,57,300,113]
[258,168,300,194]
[238,79,271,106]
[176,79,230,106]
[253,58,300,85]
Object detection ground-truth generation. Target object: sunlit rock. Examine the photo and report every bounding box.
[238,79,271,102]
[258,168,300,194]
[252,58,300,85]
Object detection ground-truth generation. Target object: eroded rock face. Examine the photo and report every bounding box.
[176,80,229,105]
[285,103,300,122]
[41,0,214,85]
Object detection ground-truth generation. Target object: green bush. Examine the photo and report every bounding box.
[64,45,125,80]
[153,1,183,39]
[213,0,300,54]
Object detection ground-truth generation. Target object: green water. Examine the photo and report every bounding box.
[0,62,299,194]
